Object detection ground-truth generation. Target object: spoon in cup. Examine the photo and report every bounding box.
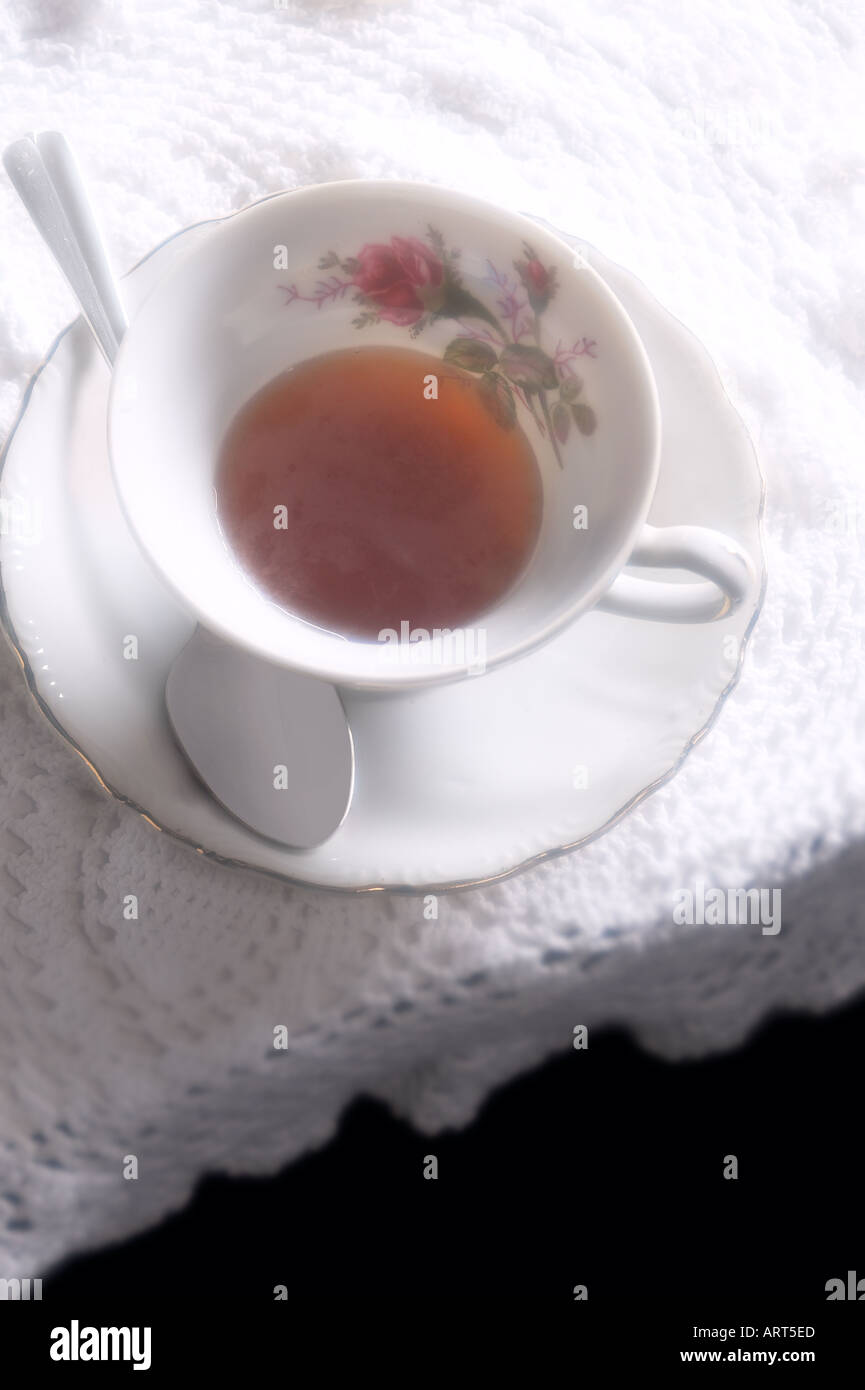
[3,130,355,849]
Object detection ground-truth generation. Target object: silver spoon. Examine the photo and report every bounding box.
[3,130,355,849]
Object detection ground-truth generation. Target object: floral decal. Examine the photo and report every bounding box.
[280,226,598,466]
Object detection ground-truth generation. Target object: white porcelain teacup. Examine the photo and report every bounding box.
[108,180,755,690]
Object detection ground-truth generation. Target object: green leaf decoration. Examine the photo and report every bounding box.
[426,224,447,258]
[552,400,571,445]
[435,285,502,333]
[318,251,339,270]
[572,402,597,436]
[499,343,558,392]
[559,375,583,403]
[477,371,517,430]
[442,338,498,373]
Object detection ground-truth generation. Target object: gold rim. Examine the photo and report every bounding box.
[0,202,768,896]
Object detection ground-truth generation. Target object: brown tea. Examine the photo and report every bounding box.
[215,346,542,639]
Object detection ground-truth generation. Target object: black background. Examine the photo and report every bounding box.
[45,990,864,1302]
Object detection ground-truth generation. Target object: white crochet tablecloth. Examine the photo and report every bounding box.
[1,0,864,1278]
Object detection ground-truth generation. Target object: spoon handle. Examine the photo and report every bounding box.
[3,131,127,366]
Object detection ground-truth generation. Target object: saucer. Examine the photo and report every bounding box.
[0,213,765,892]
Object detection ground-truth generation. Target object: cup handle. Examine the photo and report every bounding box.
[596,523,756,623]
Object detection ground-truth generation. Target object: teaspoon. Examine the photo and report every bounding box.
[3,130,355,849]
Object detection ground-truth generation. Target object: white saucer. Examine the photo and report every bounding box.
[0,215,765,893]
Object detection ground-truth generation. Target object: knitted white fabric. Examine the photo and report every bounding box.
[1,0,864,1277]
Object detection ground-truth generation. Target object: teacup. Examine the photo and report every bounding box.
[108,180,755,690]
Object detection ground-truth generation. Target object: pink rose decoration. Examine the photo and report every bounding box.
[523,258,549,297]
[353,236,444,325]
